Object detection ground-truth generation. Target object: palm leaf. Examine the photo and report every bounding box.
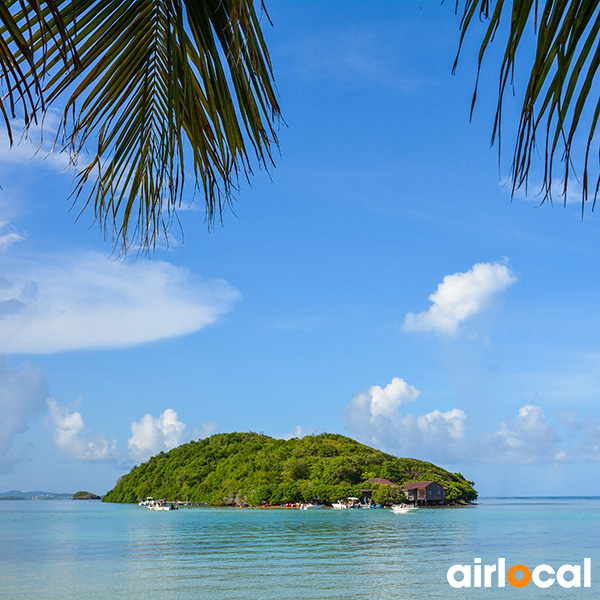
[454,0,600,212]
[12,0,280,252]
[0,0,76,142]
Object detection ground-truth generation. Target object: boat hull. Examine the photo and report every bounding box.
[391,505,418,514]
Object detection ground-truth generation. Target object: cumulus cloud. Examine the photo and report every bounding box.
[345,377,419,422]
[0,251,239,353]
[46,399,117,460]
[343,377,467,462]
[343,377,567,466]
[0,356,48,472]
[128,409,193,461]
[403,261,516,335]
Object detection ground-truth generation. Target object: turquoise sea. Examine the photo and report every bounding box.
[0,497,598,599]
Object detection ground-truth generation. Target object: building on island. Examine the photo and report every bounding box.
[402,481,446,505]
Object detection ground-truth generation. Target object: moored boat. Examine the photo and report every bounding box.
[146,499,178,511]
[391,504,418,514]
[332,497,362,509]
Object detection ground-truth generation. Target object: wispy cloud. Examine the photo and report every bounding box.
[0,113,74,173]
[284,425,317,440]
[0,251,240,353]
[477,404,561,465]
[280,28,425,92]
[509,176,584,207]
[192,420,219,441]
[0,355,48,473]
[0,222,26,252]
[46,399,117,461]
[403,261,516,335]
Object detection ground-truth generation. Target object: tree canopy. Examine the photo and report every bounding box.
[102,432,477,505]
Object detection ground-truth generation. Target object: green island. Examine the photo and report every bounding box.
[73,491,102,500]
[103,432,476,506]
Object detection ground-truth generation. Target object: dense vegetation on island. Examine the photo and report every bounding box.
[103,433,476,506]
[73,491,101,500]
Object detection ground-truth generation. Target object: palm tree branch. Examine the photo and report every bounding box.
[455,0,600,209]
[8,0,280,252]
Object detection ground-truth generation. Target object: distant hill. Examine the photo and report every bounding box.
[73,491,102,500]
[103,432,477,505]
[0,490,73,500]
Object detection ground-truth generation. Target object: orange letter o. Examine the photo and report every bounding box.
[508,564,531,588]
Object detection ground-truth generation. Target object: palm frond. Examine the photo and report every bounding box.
[13,0,280,252]
[0,0,76,143]
[454,0,600,212]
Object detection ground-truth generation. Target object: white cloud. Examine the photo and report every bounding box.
[511,176,583,207]
[128,409,191,461]
[0,251,240,353]
[0,113,73,172]
[192,420,219,440]
[0,355,48,472]
[344,377,600,467]
[0,222,26,252]
[403,261,516,335]
[478,404,561,465]
[343,377,565,466]
[556,412,600,463]
[46,398,116,461]
[283,425,317,440]
[343,377,467,462]
[345,377,419,422]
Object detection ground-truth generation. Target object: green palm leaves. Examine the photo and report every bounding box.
[0,1,75,141]
[0,0,280,251]
[456,1,600,211]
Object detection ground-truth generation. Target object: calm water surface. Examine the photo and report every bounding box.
[0,498,598,599]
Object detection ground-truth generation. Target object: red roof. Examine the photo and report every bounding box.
[367,478,398,487]
[402,481,437,491]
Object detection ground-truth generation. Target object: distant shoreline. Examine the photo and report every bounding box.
[0,491,76,501]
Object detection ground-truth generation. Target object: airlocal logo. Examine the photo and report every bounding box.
[447,558,591,588]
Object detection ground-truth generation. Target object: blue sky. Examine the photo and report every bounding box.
[1,1,600,497]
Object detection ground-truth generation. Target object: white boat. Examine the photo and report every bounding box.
[332,498,361,509]
[391,504,418,514]
[138,497,153,507]
[301,503,324,510]
[146,499,178,511]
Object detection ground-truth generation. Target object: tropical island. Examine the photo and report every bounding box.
[73,491,102,500]
[103,432,476,506]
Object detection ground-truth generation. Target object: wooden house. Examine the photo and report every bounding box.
[402,481,446,505]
